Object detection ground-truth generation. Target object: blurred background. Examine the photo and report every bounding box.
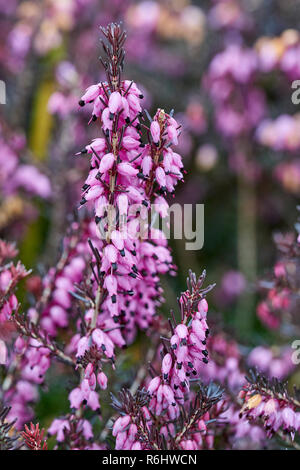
[1,0,300,432]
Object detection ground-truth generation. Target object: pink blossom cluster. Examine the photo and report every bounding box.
[2,15,300,451]
[239,389,300,439]
[5,336,48,426]
[110,271,220,451]
[247,346,295,381]
[113,410,149,450]
[255,30,300,79]
[205,44,265,138]
[0,241,29,325]
[0,124,51,200]
[111,382,218,450]
[3,219,117,425]
[208,0,252,32]
[256,234,300,330]
[47,415,106,450]
[60,24,184,418]
[0,242,39,426]
[147,295,209,418]
[112,402,215,450]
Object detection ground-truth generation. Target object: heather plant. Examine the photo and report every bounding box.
[1,6,300,452]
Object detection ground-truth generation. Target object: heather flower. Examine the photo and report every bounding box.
[2,9,300,452]
[0,340,7,365]
[74,24,183,356]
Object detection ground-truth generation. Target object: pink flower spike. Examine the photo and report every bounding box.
[0,340,7,365]
[80,84,100,105]
[112,415,131,436]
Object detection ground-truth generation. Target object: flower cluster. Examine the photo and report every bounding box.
[239,370,300,440]
[256,221,300,330]
[77,23,182,336]
[147,271,214,418]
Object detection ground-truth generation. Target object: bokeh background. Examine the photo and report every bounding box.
[1,0,300,434]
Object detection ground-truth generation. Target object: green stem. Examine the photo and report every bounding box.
[236,171,257,338]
